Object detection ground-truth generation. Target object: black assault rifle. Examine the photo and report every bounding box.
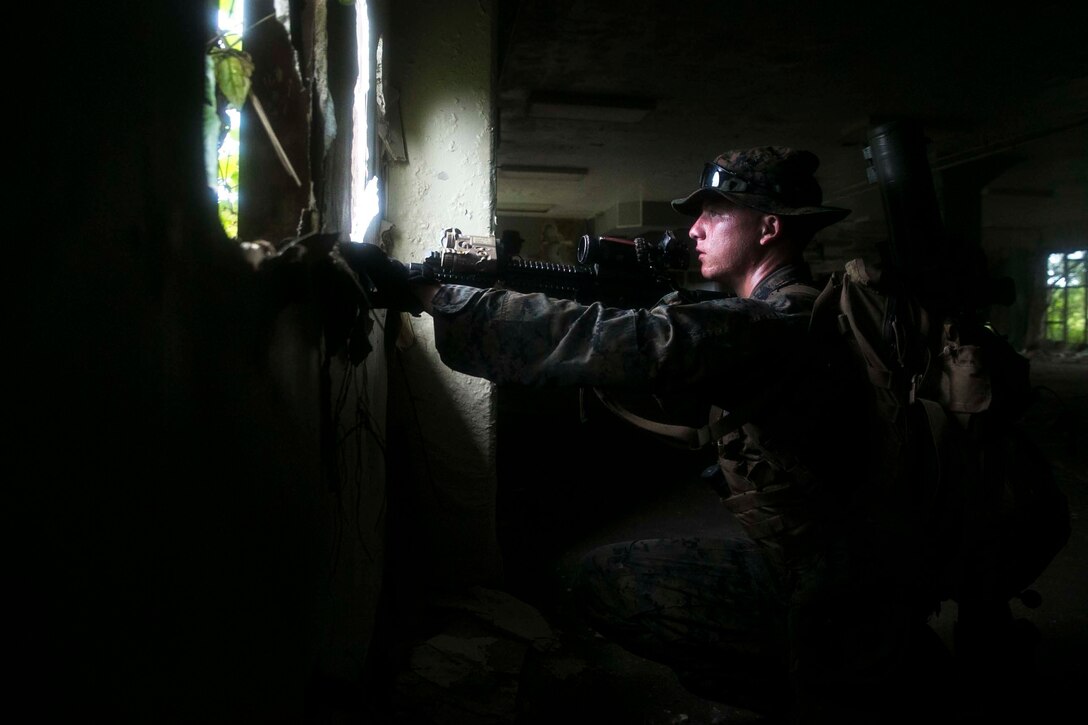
[408,227,729,308]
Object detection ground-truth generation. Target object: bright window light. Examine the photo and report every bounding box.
[351,2,378,242]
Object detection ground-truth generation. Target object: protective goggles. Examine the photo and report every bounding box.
[699,161,780,196]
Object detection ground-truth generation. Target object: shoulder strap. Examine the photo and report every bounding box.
[592,388,745,450]
[918,396,951,503]
[592,274,820,449]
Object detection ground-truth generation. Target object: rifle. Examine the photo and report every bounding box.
[408,227,729,308]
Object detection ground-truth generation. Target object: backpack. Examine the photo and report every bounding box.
[593,254,1070,617]
[808,257,1071,618]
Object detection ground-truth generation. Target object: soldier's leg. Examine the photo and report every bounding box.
[571,536,790,713]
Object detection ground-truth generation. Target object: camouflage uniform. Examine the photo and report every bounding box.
[432,261,843,555]
[430,263,928,714]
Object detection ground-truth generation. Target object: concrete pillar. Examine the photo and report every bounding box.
[382,0,502,596]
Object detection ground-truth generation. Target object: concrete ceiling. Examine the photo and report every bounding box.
[494,0,1088,239]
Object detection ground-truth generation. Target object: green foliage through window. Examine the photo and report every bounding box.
[1045,250,1087,346]
[206,0,247,239]
[204,3,300,239]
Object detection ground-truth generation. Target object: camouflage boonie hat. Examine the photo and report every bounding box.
[671,146,851,229]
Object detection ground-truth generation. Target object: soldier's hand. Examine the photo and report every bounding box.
[334,241,426,316]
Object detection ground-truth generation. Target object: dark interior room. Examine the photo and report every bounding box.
[17,1,1085,723]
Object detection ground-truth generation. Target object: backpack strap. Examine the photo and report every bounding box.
[814,258,934,411]
[917,396,950,502]
[592,388,748,450]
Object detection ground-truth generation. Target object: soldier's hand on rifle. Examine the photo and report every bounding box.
[334,241,429,316]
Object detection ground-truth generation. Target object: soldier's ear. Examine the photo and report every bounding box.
[758,214,782,246]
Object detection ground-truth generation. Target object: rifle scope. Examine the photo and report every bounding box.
[577,230,689,271]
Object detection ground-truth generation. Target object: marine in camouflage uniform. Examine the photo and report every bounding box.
[371,148,949,721]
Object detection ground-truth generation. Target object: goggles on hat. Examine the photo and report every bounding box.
[698,161,780,196]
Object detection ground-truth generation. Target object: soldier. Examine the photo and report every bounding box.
[352,147,952,723]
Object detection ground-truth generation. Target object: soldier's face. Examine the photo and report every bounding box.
[688,198,765,286]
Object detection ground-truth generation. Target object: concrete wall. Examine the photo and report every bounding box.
[380,0,503,603]
[17,3,384,720]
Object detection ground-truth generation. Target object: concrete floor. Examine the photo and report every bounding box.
[372,353,1087,724]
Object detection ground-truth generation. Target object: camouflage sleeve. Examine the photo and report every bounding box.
[429,284,808,392]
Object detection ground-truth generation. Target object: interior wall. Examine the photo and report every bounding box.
[494,214,591,262]
[379,0,503,607]
[19,3,385,720]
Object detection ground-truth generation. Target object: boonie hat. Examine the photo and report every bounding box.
[671,146,851,229]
